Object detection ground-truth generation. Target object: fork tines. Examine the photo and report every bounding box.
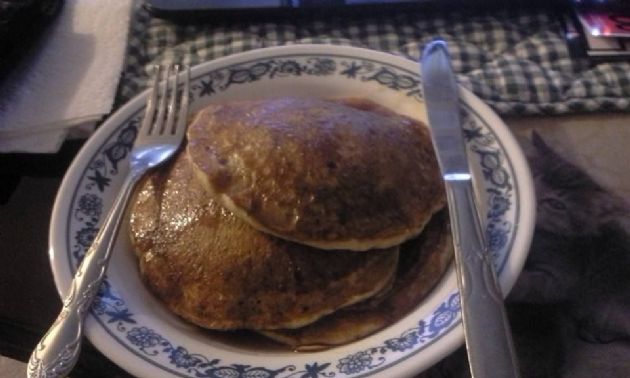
[141,64,190,137]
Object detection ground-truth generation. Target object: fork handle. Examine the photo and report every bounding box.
[28,172,142,378]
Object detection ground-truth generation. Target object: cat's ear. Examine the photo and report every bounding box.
[531,131,557,159]
[515,132,536,160]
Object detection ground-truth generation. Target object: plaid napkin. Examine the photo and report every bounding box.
[118,7,630,115]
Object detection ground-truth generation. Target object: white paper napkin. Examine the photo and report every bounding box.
[0,0,135,153]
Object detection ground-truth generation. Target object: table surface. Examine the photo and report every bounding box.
[0,141,132,377]
[4,1,630,375]
[2,112,630,377]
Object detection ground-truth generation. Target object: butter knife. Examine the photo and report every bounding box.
[420,40,520,378]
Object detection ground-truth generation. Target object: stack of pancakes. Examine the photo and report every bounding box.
[129,97,453,350]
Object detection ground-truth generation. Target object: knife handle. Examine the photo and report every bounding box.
[446,180,520,378]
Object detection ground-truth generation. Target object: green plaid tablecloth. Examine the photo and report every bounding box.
[118,7,630,116]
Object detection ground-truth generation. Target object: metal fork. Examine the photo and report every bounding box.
[27,64,190,378]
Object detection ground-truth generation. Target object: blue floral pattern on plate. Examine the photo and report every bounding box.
[63,51,516,377]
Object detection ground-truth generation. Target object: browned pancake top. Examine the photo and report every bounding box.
[186,97,445,250]
[260,210,453,350]
[129,152,399,330]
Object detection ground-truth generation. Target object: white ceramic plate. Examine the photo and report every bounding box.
[49,44,535,378]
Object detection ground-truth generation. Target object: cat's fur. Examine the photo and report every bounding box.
[421,131,630,378]
[508,131,630,377]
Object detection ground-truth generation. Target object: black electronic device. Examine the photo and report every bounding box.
[144,0,562,21]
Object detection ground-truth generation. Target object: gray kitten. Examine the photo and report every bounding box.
[507,131,630,377]
[421,132,630,378]
[510,132,629,311]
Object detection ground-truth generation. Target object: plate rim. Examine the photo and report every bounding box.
[48,43,535,378]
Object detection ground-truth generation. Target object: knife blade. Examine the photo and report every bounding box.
[421,40,520,378]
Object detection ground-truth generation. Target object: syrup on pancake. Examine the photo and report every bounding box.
[129,152,400,330]
[260,211,452,350]
[129,96,452,351]
[186,97,446,251]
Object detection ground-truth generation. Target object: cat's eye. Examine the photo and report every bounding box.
[542,198,567,211]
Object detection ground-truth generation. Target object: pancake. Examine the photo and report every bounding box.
[259,210,453,350]
[186,97,446,251]
[129,151,400,330]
